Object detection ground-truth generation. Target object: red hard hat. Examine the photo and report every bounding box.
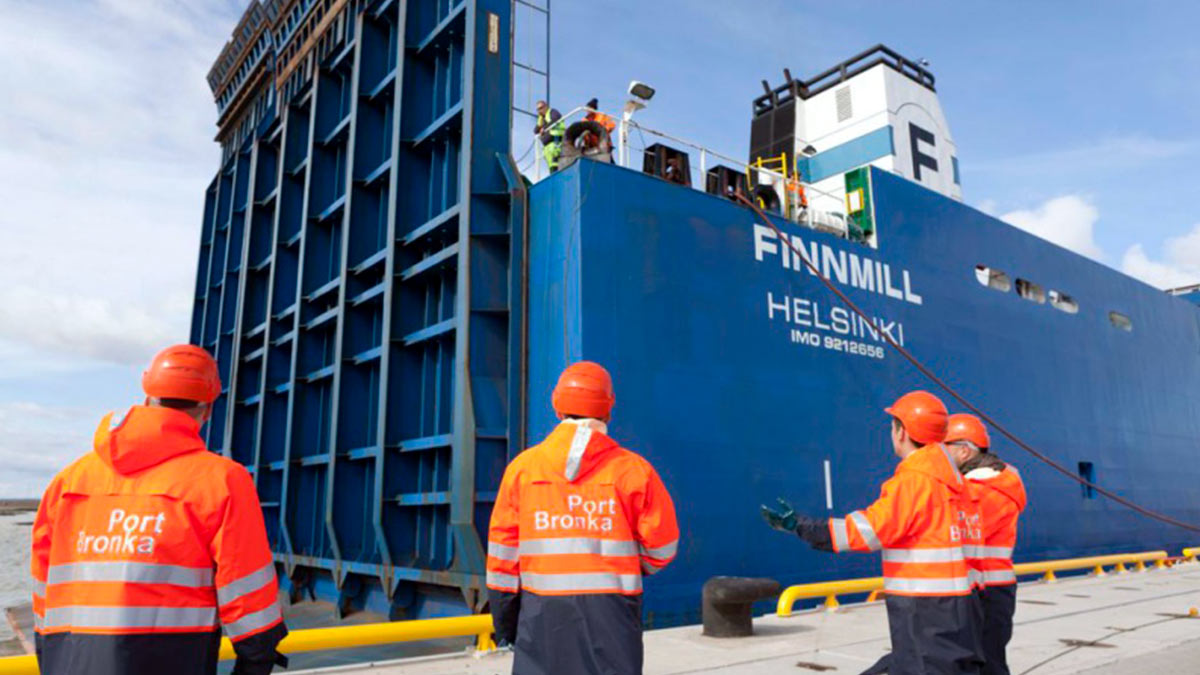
[142,344,221,404]
[551,361,615,419]
[885,390,948,445]
[946,413,990,450]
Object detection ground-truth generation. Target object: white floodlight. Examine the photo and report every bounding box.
[618,81,655,166]
[628,80,655,102]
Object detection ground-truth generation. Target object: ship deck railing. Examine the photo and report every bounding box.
[514,105,851,234]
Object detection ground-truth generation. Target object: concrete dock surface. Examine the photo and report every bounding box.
[296,563,1200,675]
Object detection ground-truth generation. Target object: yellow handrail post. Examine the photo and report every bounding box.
[475,631,496,653]
[1135,560,1146,572]
[1042,570,1057,582]
[776,585,799,617]
[1114,562,1127,574]
[1093,565,1106,576]
[824,594,840,611]
[1157,559,1168,569]
[866,590,882,603]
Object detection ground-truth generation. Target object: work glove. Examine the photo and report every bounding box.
[761,498,834,552]
[761,498,799,533]
[231,652,287,675]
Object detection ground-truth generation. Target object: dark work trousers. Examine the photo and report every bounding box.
[980,584,1016,675]
[492,589,644,675]
[859,593,984,675]
[38,632,220,675]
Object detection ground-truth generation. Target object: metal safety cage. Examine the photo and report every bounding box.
[190,0,517,619]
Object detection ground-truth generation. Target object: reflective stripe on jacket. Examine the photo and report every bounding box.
[535,109,565,145]
[829,444,975,596]
[486,419,679,673]
[965,464,1027,586]
[31,405,285,674]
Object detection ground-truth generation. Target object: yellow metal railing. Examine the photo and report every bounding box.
[777,550,1170,617]
[0,614,495,675]
[1014,550,1168,580]
[4,549,1188,672]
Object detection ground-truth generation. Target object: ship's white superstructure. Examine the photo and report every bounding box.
[750,46,961,231]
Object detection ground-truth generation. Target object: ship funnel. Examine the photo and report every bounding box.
[751,45,962,221]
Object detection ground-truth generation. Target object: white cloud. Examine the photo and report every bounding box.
[0,1,239,368]
[1000,195,1104,261]
[974,198,999,216]
[0,287,188,366]
[0,1,242,492]
[0,402,94,498]
[1120,224,1200,289]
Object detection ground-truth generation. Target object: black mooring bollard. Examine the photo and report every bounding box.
[701,576,781,637]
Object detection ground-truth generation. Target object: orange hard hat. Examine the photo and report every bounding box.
[885,390,948,445]
[946,413,990,450]
[142,344,221,404]
[551,361,615,419]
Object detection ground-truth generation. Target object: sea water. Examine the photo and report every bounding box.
[0,513,33,642]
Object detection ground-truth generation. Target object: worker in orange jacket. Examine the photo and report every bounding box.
[762,391,984,675]
[486,361,680,675]
[31,345,287,675]
[582,98,616,154]
[946,414,1027,675]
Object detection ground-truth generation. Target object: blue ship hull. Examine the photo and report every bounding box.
[191,1,1200,629]
[526,160,1200,626]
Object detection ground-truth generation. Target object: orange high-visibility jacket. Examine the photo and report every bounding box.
[585,111,617,135]
[485,419,678,674]
[829,444,977,596]
[965,465,1027,586]
[487,419,679,595]
[32,405,285,675]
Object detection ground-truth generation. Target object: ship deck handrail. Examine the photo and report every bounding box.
[517,106,849,224]
[604,115,854,234]
[776,550,1171,617]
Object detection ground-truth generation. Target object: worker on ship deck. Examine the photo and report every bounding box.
[762,390,984,675]
[486,361,680,675]
[534,99,565,173]
[581,98,616,155]
[946,414,1027,675]
[31,345,287,675]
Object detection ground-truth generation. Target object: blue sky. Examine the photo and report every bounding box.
[541,0,1200,281]
[0,0,1197,496]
